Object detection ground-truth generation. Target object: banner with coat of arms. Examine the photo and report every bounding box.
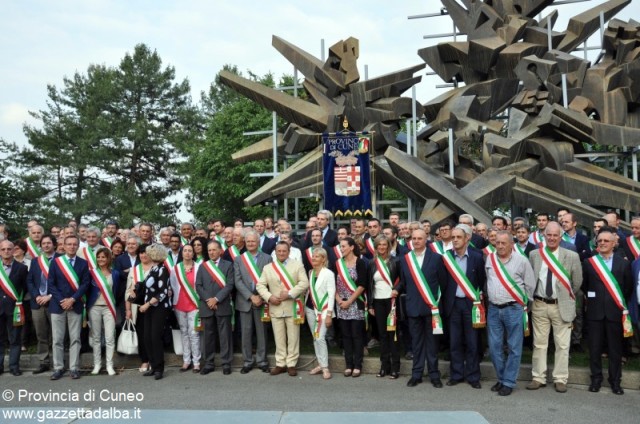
[322,130,372,217]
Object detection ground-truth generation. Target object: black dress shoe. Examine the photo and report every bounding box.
[240,366,253,374]
[223,367,231,375]
[143,369,155,377]
[470,381,482,389]
[498,386,513,396]
[259,365,270,373]
[407,377,423,387]
[70,370,81,380]
[50,369,65,380]
[33,365,50,375]
[446,379,464,386]
[611,386,624,395]
[376,369,388,378]
[490,382,503,392]
[588,382,601,393]
[10,369,22,376]
[389,372,400,380]
[154,372,163,380]
[0,368,3,376]
[200,367,215,375]
[431,379,443,388]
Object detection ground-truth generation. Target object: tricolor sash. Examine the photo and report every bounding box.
[405,251,443,334]
[429,241,445,255]
[174,263,202,331]
[180,236,189,247]
[626,236,640,260]
[89,267,117,319]
[101,237,113,249]
[0,265,25,326]
[561,233,571,243]
[374,256,399,332]
[513,244,526,257]
[532,231,545,247]
[81,247,98,270]
[305,247,314,266]
[365,238,375,256]
[239,252,269,322]
[333,245,343,259]
[203,260,226,289]
[489,253,529,336]
[214,235,227,250]
[588,255,634,338]
[335,258,368,328]
[539,247,575,300]
[589,239,597,252]
[398,239,406,246]
[163,254,175,272]
[407,240,414,251]
[26,237,41,258]
[309,270,329,339]
[272,260,304,324]
[483,244,496,256]
[442,251,486,328]
[132,263,146,283]
[227,245,241,261]
[56,256,87,327]
[37,255,51,280]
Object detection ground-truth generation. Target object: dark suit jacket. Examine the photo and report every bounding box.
[26,254,59,309]
[260,236,277,255]
[303,228,338,250]
[630,258,640,325]
[0,261,28,317]
[86,269,124,309]
[196,259,235,317]
[222,246,247,262]
[573,232,592,262]
[583,255,633,322]
[114,254,140,274]
[396,249,447,317]
[47,256,91,315]
[442,248,486,319]
[470,233,487,250]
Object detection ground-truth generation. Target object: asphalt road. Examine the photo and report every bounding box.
[0,366,637,424]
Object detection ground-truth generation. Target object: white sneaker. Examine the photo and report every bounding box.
[91,365,101,375]
[106,365,116,376]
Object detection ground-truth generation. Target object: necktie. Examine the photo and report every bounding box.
[546,269,553,298]
[69,258,75,267]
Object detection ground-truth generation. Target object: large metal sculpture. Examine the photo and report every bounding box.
[220,0,640,227]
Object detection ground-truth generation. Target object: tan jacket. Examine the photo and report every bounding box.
[257,258,309,318]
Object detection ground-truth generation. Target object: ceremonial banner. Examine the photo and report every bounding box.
[322,131,372,217]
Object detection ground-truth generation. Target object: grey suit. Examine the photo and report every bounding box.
[528,246,582,385]
[196,259,235,369]
[233,251,272,367]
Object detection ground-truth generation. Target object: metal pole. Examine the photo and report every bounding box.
[321,39,325,62]
[294,198,300,233]
[448,127,455,178]
[599,11,605,44]
[293,68,298,98]
[272,111,278,176]
[547,16,553,51]
[406,119,412,155]
[412,86,418,158]
[561,74,569,108]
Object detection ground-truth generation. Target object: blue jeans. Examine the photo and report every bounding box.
[487,304,524,388]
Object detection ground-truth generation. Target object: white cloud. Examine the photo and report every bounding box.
[0,103,32,127]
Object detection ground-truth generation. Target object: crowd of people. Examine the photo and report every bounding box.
[0,209,639,395]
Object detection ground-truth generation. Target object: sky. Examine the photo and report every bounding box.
[0,0,637,219]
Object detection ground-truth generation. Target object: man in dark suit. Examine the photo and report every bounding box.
[630,256,640,369]
[561,213,592,261]
[394,228,447,388]
[442,225,486,389]
[458,214,486,250]
[254,219,276,255]
[26,235,59,374]
[302,210,338,250]
[583,227,633,395]
[233,230,272,374]
[514,226,537,257]
[363,218,383,259]
[196,240,235,375]
[0,240,29,376]
[620,216,640,262]
[47,235,91,380]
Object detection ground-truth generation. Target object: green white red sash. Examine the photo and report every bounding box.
[0,265,25,326]
[174,262,202,331]
[483,244,496,256]
[214,235,227,250]
[195,256,203,266]
[532,231,545,246]
[333,245,343,259]
[305,247,314,265]
[430,241,445,255]
[89,267,117,319]
[489,252,529,335]
[37,255,51,279]
[227,245,241,261]
[588,255,634,338]
[589,239,597,252]
[539,247,575,300]
[239,252,269,322]
[180,236,189,247]
[309,270,328,339]
[163,253,175,272]
[405,251,443,334]
[101,237,113,249]
[132,263,146,283]
[626,236,640,260]
[374,256,399,331]
[398,239,405,246]
[26,237,41,258]
[56,256,87,327]
[272,260,304,324]
[513,244,526,257]
[442,251,486,328]
[336,258,366,303]
[407,240,413,250]
[365,238,375,255]
[81,247,98,270]
[203,260,227,289]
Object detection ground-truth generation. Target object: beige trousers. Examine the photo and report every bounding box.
[531,300,572,384]
[271,316,300,367]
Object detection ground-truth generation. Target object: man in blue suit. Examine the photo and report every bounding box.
[442,224,486,389]
[394,228,447,388]
[631,255,640,380]
[47,235,90,380]
[0,240,29,376]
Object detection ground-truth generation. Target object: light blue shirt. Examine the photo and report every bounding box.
[454,250,468,298]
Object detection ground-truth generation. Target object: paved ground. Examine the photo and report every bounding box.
[0,366,637,424]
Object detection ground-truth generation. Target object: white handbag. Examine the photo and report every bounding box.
[117,319,138,355]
